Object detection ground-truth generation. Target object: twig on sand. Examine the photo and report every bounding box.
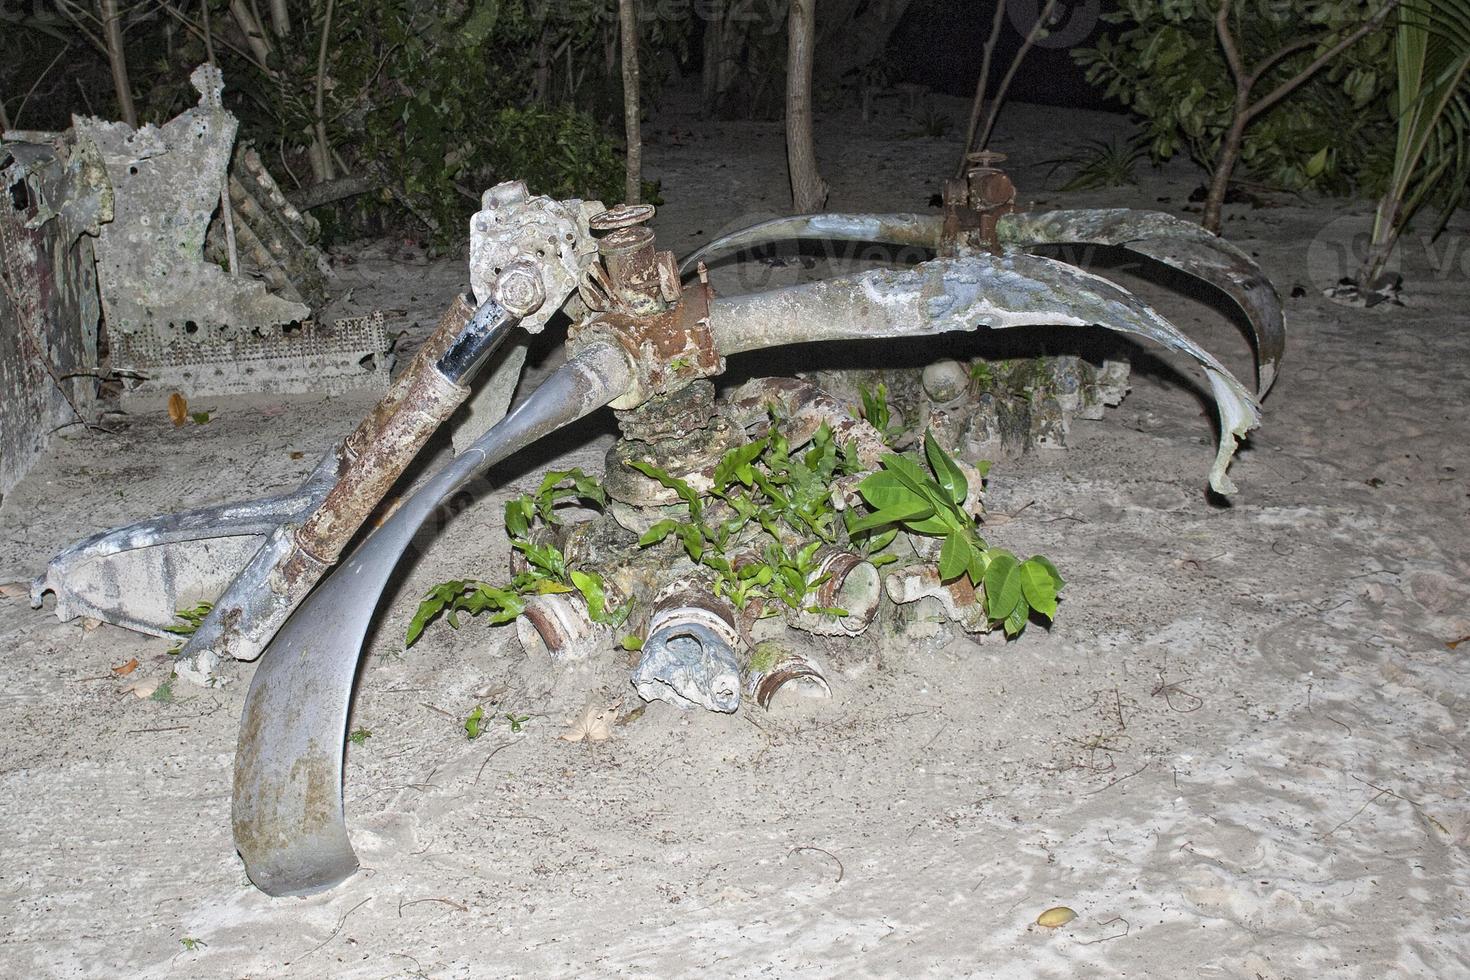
[1078,916,1131,945]
[1318,787,1389,840]
[1151,672,1203,713]
[789,845,844,884]
[1350,775,1451,835]
[296,897,372,961]
[475,740,516,784]
[398,896,467,917]
[1084,761,1150,796]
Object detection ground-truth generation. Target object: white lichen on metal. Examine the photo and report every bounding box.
[0,131,110,496]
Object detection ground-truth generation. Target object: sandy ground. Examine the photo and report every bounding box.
[2,93,1468,978]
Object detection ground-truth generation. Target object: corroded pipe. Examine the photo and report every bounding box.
[516,592,607,662]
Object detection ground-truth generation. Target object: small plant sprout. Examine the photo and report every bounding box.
[464,706,485,740]
[407,469,630,647]
[179,937,206,951]
[848,432,1063,636]
[505,713,530,733]
[347,728,371,746]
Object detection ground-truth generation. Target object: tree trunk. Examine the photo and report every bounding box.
[785,0,825,213]
[312,0,336,183]
[268,0,291,36]
[701,0,724,115]
[99,0,137,127]
[1358,194,1403,290]
[228,0,275,68]
[618,0,642,205]
[1202,108,1248,234]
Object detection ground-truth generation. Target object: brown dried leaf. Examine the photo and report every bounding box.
[559,698,622,743]
[112,657,139,676]
[122,676,161,699]
[0,581,28,599]
[167,392,188,427]
[82,616,103,632]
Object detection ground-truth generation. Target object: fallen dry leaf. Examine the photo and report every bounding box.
[82,617,102,632]
[167,391,188,427]
[559,698,622,743]
[0,581,28,599]
[122,677,161,699]
[112,658,139,676]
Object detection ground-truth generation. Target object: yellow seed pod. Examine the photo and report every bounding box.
[1036,906,1076,929]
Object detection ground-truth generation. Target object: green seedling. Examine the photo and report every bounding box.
[464,706,485,740]
[347,728,372,746]
[505,713,530,733]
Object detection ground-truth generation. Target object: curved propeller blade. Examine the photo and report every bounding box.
[709,252,1260,496]
[678,213,944,276]
[232,342,633,896]
[998,209,1285,396]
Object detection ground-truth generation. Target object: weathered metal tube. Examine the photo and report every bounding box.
[180,294,524,672]
[516,592,605,662]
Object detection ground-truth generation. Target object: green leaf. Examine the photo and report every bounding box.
[570,569,606,620]
[938,531,970,582]
[1003,601,1029,638]
[1019,558,1060,619]
[464,705,485,740]
[1028,554,1065,591]
[924,431,969,506]
[620,634,644,651]
[637,519,681,547]
[713,438,768,489]
[846,499,936,534]
[854,470,922,512]
[630,460,702,517]
[983,551,1022,620]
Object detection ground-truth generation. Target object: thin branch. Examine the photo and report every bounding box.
[51,0,108,58]
[979,0,1059,150]
[1245,1,1399,122]
[1215,0,1246,90]
[313,0,336,181]
[13,42,71,129]
[957,0,1008,174]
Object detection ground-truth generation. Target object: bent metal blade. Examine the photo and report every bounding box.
[232,342,632,896]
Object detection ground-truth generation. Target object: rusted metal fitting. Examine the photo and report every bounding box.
[583,204,680,315]
[589,203,656,231]
[941,151,1018,254]
[579,278,723,411]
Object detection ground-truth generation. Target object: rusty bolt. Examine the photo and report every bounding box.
[494,262,546,318]
[590,203,656,231]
